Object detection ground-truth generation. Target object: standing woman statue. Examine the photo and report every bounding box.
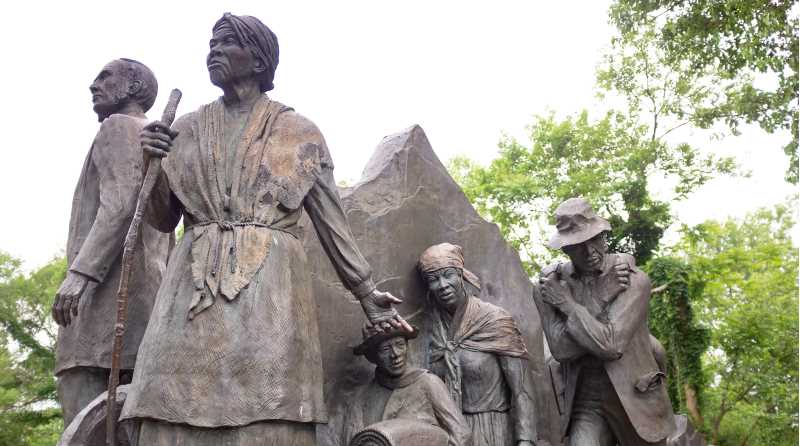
[119,13,409,445]
[418,243,538,446]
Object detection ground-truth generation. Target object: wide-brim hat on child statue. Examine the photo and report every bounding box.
[547,197,611,250]
[353,322,418,356]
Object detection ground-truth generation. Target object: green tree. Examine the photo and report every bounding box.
[645,257,710,428]
[449,110,734,273]
[606,0,799,183]
[0,252,64,446]
[675,201,798,445]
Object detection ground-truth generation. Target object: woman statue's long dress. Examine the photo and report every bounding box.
[119,13,408,445]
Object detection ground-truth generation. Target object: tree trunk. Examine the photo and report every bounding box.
[684,383,704,427]
[711,423,720,445]
[711,408,728,446]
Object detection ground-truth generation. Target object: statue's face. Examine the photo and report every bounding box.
[89,61,130,121]
[374,336,408,377]
[562,233,607,272]
[207,21,259,88]
[424,267,467,314]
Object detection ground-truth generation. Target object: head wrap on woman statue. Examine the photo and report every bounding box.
[214,13,279,92]
[417,243,482,294]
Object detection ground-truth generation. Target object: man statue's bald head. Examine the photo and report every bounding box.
[90,58,158,121]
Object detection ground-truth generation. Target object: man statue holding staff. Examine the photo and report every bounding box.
[119,13,410,444]
[53,58,170,427]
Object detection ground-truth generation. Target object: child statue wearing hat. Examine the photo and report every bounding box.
[336,324,471,446]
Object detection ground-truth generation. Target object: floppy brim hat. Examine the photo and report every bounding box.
[547,198,611,250]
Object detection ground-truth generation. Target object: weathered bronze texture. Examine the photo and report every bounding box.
[54,59,170,428]
[118,13,407,444]
[57,385,136,446]
[350,419,450,446]
[106,88,182,446]
[333,325,471,446]
[419,243,538,446]
[534,198,675,445]
[309,126,553,445]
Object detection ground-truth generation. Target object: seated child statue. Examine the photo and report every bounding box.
[338,324,472,446]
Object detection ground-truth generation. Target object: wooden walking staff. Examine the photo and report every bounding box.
[106,88,182,446]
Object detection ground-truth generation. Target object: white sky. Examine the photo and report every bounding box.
[0,1,794,269]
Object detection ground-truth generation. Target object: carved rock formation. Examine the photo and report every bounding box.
[303,125,559,445]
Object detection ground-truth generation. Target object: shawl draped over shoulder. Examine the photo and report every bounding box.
[164,96,325,319]
[429,296,529,407]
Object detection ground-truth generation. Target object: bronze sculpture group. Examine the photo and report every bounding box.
[55,12,696,446]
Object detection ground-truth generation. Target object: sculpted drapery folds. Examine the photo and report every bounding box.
[419,243,537,446]
[534,198,674,445]
[53,59,170,427]
[119,13,408,444]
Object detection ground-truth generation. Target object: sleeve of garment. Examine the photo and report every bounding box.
[532,285,585,362]
[303,162,376,298]
[564,269,652,361]
[144,167,181,233]
[425,374,473,446]
[499,356,537,443]
[69,115,143,282]
[143,115,191,233]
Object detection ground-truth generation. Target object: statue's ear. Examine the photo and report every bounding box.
[128,79,142,97]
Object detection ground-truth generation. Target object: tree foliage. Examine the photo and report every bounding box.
[0,252,64,446]
[449,110,734,273]
[607,0,799,183]
[645,257,710,426]
[449,3,795,444]
[675,201,798,445]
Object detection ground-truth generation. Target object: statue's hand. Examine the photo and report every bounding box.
[141,120,179,160]
[52,271,90,326]
[613,261,631,290]
[599,260,631,304]
[540,273,574,314]
[359,289,413,333]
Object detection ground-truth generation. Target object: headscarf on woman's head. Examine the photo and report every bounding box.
[214,13,279,92]
[417,243,481,291]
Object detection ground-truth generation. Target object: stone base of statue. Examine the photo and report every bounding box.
[349,419,448,446]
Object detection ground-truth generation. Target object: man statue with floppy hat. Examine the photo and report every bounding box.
[336,323,471,446]
[533,198,675,445]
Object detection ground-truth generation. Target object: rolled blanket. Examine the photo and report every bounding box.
[667,415,706,446]
[349,419,448,446]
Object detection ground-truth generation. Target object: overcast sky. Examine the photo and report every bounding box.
[0,1,794,269]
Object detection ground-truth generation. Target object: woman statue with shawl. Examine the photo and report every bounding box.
[119,13,410,445]
[418,243,537,446]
